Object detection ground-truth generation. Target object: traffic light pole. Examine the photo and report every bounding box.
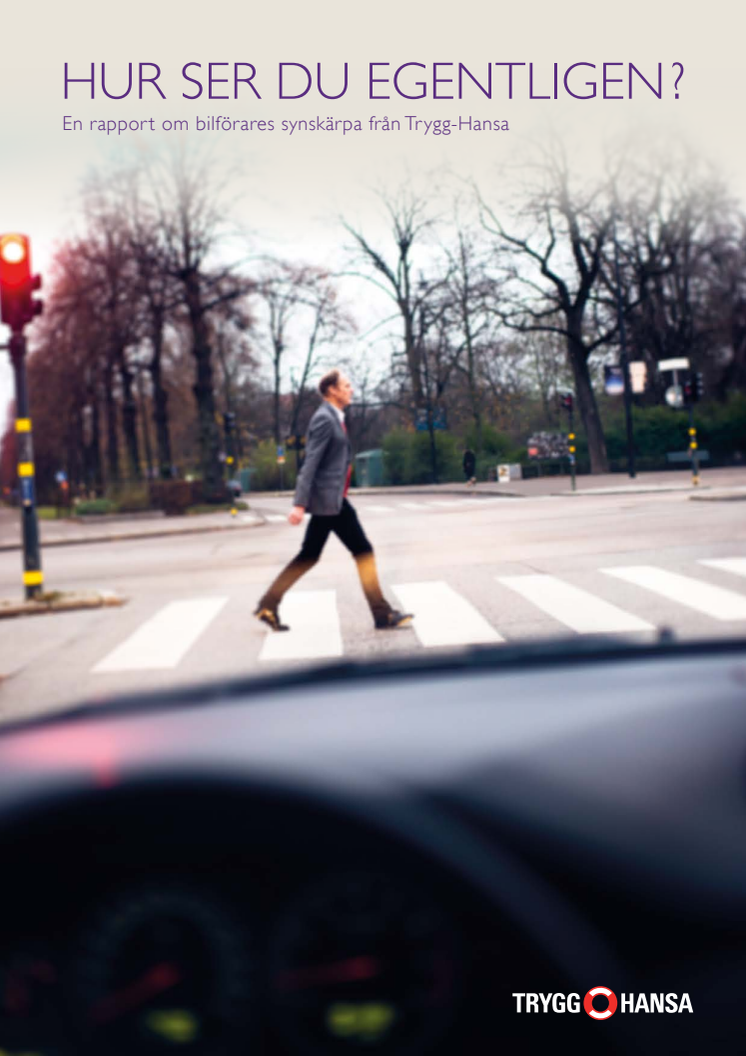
[688,405,700,487]
[567,409,577,492]
[9,330,43,599]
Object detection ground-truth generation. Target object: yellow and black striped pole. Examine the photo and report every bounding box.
[688,408,700,487]
[10,330,43,598]
[568,423,577,492]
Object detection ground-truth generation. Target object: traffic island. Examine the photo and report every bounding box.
[0,590,126,619]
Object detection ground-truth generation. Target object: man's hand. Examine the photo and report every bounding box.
[288,505,305,526]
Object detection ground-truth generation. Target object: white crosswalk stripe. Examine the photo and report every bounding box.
[258,590,343,661]
[603,566,746,621]
[391,581,503,647]
[93,597,228,673]
[699,557,746,580]
[398,502,430,509]
[498,575,654,634]
[88,557,746,675]
[366,505,395,513]
[265,514,287,523]
[427,500,463,507]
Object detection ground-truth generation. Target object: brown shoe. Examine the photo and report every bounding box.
[254,606,289,632]
[375,610,414,630]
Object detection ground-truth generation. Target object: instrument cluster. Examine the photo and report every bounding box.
[1,866,468,1056]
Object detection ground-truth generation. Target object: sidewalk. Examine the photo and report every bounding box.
[1,466,744,551]
[0,509,264,552]
[252,465,746,501]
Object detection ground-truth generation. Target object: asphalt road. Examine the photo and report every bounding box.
[1,487,745,724]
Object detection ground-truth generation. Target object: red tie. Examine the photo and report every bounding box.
[342,419,352,496]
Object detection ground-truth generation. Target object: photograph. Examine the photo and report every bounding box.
[1,1,745,1052]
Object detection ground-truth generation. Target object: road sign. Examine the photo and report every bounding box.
[659,357,690,372]
[629,361,648,393]
[277,455,285,465]
[55,470,67,484]
[665,385,684,409]
[604,365,624,396]
[415,407,447,431]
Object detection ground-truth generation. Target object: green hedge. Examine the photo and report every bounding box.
[382,429,463,485]
[106,483,151,512]
[383,426,531,485]
[604,394,746,462]
[74,498,117,517]
[149,480,206,515]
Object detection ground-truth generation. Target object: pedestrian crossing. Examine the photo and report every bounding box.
[498,574,654,634]
[88,557,746,674]
[603,566,746,621]
[258,498,503,524]
[258,590,343,661]
[92,597,228,673]
[391,581,504,647]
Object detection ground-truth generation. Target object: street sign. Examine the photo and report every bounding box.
[604,365,624,396]
[659,357,690,372]
[277,446,284,457]
[629,361,648,393]
[277,455,285,465]
[665,385,684,409]
[415,407,447,431]
[55,470,67,484]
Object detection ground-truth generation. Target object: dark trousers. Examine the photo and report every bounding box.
[260,499,392,622]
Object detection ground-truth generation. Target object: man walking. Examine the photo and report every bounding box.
[255,369,413,632]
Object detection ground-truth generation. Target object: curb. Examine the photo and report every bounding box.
[690,491,746,502]
[0,590,127,620]
[551,484,713,498]
[0,515,264,553]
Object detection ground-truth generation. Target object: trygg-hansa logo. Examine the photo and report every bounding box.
[512,987,693,1017]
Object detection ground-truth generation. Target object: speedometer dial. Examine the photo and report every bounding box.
[270,871,460,1056]
[70,885,254,1055]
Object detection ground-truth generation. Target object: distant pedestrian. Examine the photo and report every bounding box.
[463,448,477,486]
[254,368,413,632]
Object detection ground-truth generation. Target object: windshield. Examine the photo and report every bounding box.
[1,15,745,726]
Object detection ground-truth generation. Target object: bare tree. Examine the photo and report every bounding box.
[147,148,250,494]
[478,148,615,473]
[441,225,501,452]
[253,261,354,445]
[343,190,441,410]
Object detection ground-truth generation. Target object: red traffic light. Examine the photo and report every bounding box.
[0,233,43,329]
[0,234,28,269]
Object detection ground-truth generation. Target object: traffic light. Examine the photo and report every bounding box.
[223,411,236,433]
[694,371,705,401]
[558,392,574,413]
[0,234,43,330]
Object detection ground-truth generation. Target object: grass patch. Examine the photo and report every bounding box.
[74,498,117,516]
[36,506,69,520]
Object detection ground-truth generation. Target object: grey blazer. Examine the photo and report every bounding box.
[294,400,352,516]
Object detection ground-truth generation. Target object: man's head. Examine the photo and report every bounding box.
[319,368,353,410]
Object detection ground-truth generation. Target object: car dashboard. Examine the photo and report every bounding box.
[1,638,745,1055]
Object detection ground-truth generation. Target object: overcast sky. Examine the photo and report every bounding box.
[2,0,743,423]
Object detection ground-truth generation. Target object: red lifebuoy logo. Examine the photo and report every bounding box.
[584,986,618,1020]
